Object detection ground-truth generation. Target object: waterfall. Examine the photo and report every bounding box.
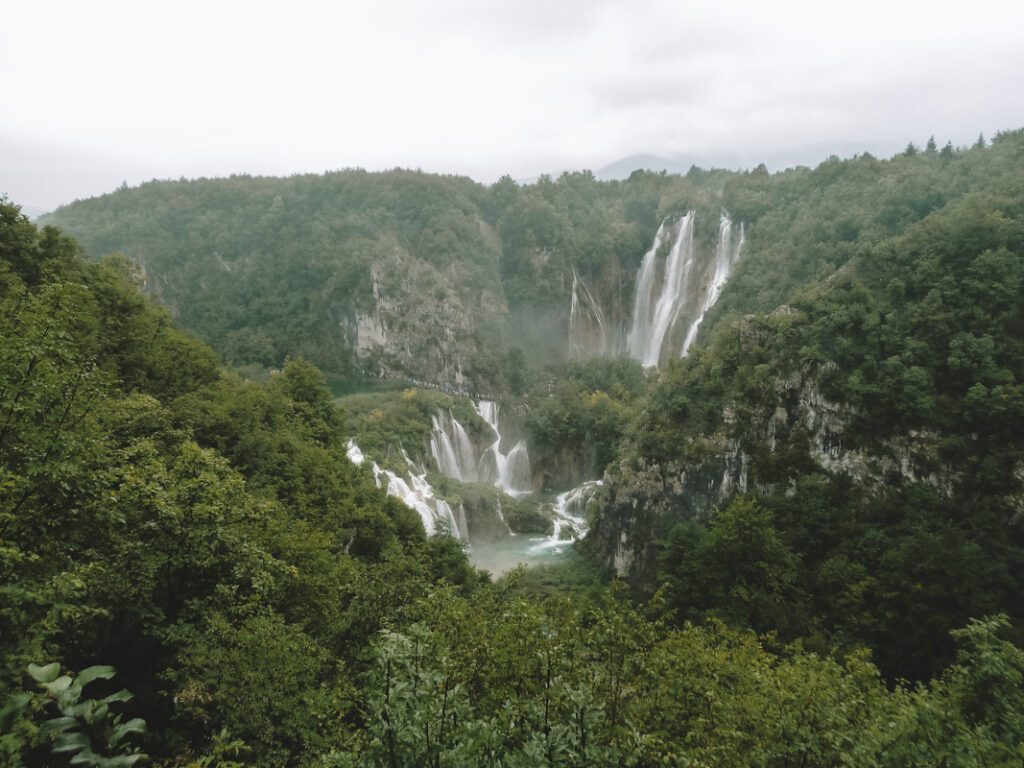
[569,267,610,360]
[430,411,478,482]
[626,212,743,367]
[503,441,532,494]
[681,215,745,356]
[456,503,471,542]
[494,495,513,535]
[627,214,697,367]
[348,439,463,539]
[531,480,602,553]
[626,221,667,359]
[473,400,533,495]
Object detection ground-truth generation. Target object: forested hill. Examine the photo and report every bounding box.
[4,196,1024,766]
[7,128,1024,765]
[587,131,1024,681]
[44,133,1023,391]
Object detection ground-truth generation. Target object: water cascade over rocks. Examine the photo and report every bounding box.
[347,439,464,539]
[625,220,669,361]
[430,410,478,483]
[531,481,602,554]
[473,400,532,495]
[568,267,612,360]
[681,215,745,357]
[629,215,695,366]
[626,212,743,367]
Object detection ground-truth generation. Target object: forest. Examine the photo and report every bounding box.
[2,130,1024,766]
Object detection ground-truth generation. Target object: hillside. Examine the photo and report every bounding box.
[7,130,1024,763]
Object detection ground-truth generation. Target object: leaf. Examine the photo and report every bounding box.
[43,676,73,697]
[0,692,32,733]
[28,662,60,684]
[68,746,100,765]
[100,689,134,706]
[53,730,91,753]
[76,666,117,688]
[102,755,147,767]
[109,718,146,746]
[39,715,78,736]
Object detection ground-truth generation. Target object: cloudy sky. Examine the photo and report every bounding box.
[2,0,1023,212]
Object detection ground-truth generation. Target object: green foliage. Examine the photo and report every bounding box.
[6,662,148,768]
[661,497,801,634]
[0,200,478,766]
[525,358,649,488]
[335,587,1024,766]
[605,129,1024,681]
[7,127,1024,762]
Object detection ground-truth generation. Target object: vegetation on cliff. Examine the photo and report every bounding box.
[6,129,1024,764]
[590,130,1024,682]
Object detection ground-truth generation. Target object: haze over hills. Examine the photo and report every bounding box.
[594,139,914,180]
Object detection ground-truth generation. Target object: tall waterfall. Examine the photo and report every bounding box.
[626,220,668,360]
[427,402,533,495]
[681,215,745,356]
[568,267,610,359]
[347,439,464,539]
[473,400,532,495]
[627,214,697,367]
[626,212,743,367]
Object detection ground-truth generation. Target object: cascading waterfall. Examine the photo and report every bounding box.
[347,439,463,539]
[473,400,532,495]
[494,495,513,535]
[681,214,745,356]
[456,503,471,543]
[626,212,743,366]
[626,220,668,360]
[430,411,478,483]
[531,480,602,553]
[628,213,697,367]
[569,267,610,359]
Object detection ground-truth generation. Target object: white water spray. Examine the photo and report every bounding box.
[627,214,697,367]
[627,212,743,366]
[530,481,602,553]
[681,215,744,356]
[569,267,610,359]
[473,400,532,495]
[348,439,463,539]
[626,221,668,360]
[430,411,478,483]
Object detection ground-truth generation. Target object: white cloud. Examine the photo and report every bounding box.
[2,0,1022,210]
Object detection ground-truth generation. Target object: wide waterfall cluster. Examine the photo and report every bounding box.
[348,402,605,552]
[429,402,532,495]
[569,211,745,367]
[346,440,466,539]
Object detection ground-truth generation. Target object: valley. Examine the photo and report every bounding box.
[4,130,1024,765]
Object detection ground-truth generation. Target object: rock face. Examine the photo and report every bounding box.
[338,251,506,390]
[589,368,959,580]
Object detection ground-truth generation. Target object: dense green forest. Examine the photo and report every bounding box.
[5,130,1024,765]
[589,131,1024,683]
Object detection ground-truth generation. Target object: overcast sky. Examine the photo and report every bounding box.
[2,0,1023,212]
